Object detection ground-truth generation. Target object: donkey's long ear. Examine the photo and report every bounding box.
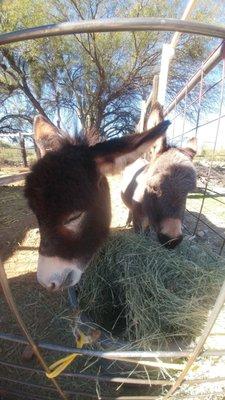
[91,120,170,175]
[183,137,197,160]
[33,115,64,157]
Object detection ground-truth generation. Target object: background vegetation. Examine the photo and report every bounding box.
[0,0,224,143]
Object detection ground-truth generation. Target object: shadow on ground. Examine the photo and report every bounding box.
[184,210,225,256]
[0,185,37,262]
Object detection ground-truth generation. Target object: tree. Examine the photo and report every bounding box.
[0,0,223,140]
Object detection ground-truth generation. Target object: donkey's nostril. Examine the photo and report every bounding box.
[48,282,56,291]
[158,233,183,249]
[47,271,74,291]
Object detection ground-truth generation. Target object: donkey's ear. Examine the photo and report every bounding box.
[184,137,197,159]
[91,120,170,175]
[33,115,64,157]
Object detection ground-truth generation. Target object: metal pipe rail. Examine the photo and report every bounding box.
[0,360,170,386]
[1,360,225,387]
[1,18,225,46]
[1,332,225,359]
[0,377,159,400]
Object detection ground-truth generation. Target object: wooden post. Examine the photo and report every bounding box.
[151,75,159,104]
[137,0,197,130]
[146,74,160,129]
[170,0,197,49]
[157,44,175,105]
[137,75,159,132]
[19,133,28,167]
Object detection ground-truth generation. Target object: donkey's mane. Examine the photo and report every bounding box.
[159,143,195,160]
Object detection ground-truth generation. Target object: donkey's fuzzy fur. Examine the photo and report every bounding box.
[25,115,170,290]
[121,108,197,248]
[25,144,111,261]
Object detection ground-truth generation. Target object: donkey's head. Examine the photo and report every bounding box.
[25,115,170,291]
[145,137,197,248]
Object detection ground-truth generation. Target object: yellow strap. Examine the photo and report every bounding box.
[46,353,77,379]
[46,330,88,379]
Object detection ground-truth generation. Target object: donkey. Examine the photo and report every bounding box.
[24,115,170,291]
[121,113,197,249]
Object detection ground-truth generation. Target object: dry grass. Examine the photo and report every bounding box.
[0,146,36,170]
[79,231,225,350]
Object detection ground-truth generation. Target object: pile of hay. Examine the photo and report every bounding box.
[78,232,225,350]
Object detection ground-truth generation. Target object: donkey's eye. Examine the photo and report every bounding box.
[64,211,83,225]
[151,185,158,193]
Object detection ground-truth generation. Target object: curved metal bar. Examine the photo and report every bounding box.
[0,377,159,400]
[0,332,191,358]
[1,332,225,359]
[1,18,225,46]
[0,260,68,400]
[0,360,171,386]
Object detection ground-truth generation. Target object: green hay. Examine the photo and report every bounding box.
[79,232,225,350]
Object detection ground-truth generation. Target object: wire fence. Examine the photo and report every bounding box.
[165,40,225,256]
[0,20,225,400]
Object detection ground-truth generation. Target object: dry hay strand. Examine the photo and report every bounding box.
[78,232,225,350]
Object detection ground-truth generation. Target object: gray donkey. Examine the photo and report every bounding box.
[121,103,197,249]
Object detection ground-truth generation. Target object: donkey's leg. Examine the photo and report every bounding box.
[68,286,79,310]
[126,210,133,226]
[133,208,142,233]
[133,207,150,234]
[141,215,150,233]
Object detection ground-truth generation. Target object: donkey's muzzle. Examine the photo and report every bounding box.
[37,255,83,291]
[157,233,183,249]
[42,269,78,291]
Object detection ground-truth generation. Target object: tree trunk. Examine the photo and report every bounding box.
[21,78,50,120]
[85,125,100,145]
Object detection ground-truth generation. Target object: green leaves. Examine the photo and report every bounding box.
[1,0,51,32]
[0,0,224,136]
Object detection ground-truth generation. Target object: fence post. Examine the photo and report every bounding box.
[137,74,159,133]
[157,44,175,105]
[146,74,160,129]
[19,133,28,167]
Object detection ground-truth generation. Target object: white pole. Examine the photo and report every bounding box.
[137,99,150,132]
[171,0,197,49]
[157,0,197,105]
[157,44,175,105]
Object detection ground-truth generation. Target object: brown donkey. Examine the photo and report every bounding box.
[121,121,197,249]
[25,115,170,291]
